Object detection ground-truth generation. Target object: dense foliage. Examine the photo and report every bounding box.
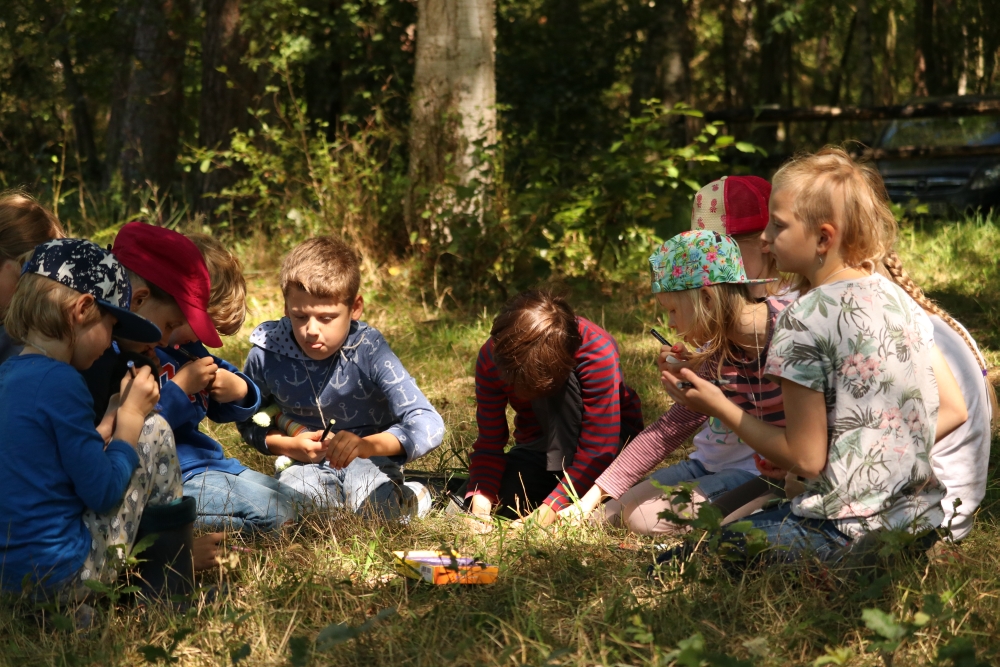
[2,0,999,299]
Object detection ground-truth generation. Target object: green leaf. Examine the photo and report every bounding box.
[199,159,212,173]
[735,141,756,153]
[609,141,623,153]
[714,135,735,147]
[862,608,907,641]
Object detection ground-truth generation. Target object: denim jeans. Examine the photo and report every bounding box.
[648,459,759,501]
[184,468,306,534]
[276,456,404,519]
[653,502,853,572]
[728,503,853,562]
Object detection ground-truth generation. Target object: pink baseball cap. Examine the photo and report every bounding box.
[111,222,223,348]
[690,175,772,235]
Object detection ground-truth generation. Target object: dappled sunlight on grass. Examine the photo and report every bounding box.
[3,221,1000,665]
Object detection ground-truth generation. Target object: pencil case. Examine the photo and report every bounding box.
[393,550,498,585]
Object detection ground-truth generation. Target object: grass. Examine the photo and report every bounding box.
[2,217,1000,666]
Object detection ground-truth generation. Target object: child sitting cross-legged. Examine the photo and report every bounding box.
[659,148,970,563]
[561,230,789,534]
[82,222,304,542]
[0,240,184,600]
[237,237,444,519]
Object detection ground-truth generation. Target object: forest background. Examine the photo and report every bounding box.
[5,0,999,297]
[4,1,1000,666]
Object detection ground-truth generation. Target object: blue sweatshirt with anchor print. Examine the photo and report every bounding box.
[237,318,444,464]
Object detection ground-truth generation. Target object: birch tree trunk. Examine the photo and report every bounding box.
[406,0,496,240]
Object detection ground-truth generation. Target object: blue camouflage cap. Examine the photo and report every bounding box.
[22,239,162,343]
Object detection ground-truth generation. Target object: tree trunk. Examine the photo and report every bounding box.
[915,0,939,95]
[120,0,191,194]
[406,0,496,238]
[721,0,737,107]
[198,0,263,214]
[856,0,875,107]
[630,0,691,115]
[57,48,102,185]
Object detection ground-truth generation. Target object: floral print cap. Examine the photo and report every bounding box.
[649,230,778,293]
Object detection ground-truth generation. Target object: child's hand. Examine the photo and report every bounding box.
[656,341,694,375]
[660,367,728,417]
[273,430,328,464]
[462,494,494,534]
[173,356,219,396]
[324,430,373,469]
[118,365,160,420]
[753,453,787,480]
[509,503,558,531]
[208,369,248,404]
[97,393,121,445]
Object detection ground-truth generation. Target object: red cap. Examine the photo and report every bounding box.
[111,222,223,348]
[723,175,772,235]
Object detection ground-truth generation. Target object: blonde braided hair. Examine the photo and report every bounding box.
[882,250,998,428]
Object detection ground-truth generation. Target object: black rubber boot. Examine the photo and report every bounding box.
[133,496,197,603]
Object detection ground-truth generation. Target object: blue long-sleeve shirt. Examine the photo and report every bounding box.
[156,342,261,481]
[0,355,139,591]
[238,319,444,464]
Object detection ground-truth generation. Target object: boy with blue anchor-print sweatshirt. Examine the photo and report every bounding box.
[236,237,444,519]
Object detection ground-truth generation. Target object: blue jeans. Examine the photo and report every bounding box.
[276,456,404,518]
[184,468,306,534]
[654,503,852,571]
[649,459,758,501]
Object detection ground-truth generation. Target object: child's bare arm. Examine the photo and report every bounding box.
[931,346,968,441]
[662,368,830,478]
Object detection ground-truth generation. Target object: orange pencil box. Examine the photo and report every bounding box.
[393,550,498,585]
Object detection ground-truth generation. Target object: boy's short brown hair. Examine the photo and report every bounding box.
[187,233,247,336]
[4,273,101,344]
[0,190,65,263]
[490,291,582,399]
[280,236,361,303]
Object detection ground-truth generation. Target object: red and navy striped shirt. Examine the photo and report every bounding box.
[467,317,644,511]
[595,296,790,498]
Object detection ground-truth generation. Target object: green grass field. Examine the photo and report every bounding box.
[2,218,999,667]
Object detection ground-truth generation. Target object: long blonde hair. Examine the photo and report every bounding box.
[772,147,897,289]
[881,251,998,430]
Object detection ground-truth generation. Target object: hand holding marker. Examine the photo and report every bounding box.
[650,328,681,364]
[173,344,216,392]
[650,328,730,389]
[126,359,163,412]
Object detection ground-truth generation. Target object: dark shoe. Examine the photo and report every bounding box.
[133,496,197,603]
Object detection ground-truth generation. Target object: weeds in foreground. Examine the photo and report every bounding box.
[2,221,999,666]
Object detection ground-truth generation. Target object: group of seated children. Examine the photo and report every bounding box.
[0,145,994,603]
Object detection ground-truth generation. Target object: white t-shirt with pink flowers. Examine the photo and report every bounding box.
[764,273,944,538]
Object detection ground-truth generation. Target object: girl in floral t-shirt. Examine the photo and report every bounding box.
[659,148,969,562]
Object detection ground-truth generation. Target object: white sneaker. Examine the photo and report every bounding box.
[403,481,433,519]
